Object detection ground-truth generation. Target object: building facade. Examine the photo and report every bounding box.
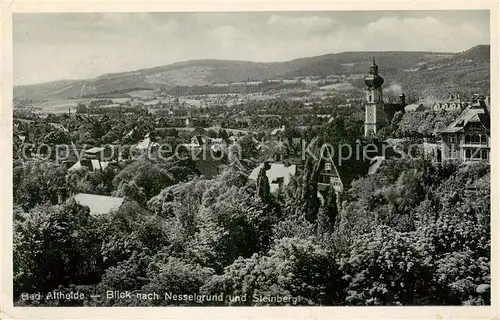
[439,100,490,162]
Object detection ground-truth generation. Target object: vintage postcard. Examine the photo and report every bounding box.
[1,1,498,319]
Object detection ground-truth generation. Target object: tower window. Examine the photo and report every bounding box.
[325,163,332,171]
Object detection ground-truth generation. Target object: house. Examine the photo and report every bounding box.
[317,156,344,193]
[83,145,118,162]
[312,137,401,194]
[73,193,125,215]
[404,103,425,112]
[432,94,468,111]
[249,162,297,193]
[271,125,286,137]
[439,100,490,162]
[67,159,117,172]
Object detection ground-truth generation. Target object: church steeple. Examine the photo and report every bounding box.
[364,57,386,137]
[370,56,378,75]
[365,56,384,88]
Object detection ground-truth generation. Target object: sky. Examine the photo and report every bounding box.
[13,11,490,85]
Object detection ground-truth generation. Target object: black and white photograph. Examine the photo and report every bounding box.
[7,7,495,310]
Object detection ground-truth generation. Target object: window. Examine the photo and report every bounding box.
[330,177,341,186]
[465,135,471,144]
[465,149,471,159]
[473,149,481,159]
[325,163,332,171]
[480,135,487,145]
[471,135,480,144]
[482,150,488,160]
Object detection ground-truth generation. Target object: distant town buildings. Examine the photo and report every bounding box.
[432,94,468,111]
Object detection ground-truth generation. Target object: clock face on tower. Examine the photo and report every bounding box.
[367,110,374,120]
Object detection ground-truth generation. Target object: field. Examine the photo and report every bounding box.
[127,90,156,99]
[29,99,86,114]
[319,82,356,91]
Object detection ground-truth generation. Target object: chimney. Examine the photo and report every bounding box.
[479,100,490,116]
[399,93,406,106]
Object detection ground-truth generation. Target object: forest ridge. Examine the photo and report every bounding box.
[14,45,490,101]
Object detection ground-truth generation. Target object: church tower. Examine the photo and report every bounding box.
[364,57,386,136]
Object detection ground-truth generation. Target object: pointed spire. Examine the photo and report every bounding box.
[373,56,376,65]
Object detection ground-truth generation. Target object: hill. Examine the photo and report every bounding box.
[14,45,490,101]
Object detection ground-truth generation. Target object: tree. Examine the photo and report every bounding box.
[43,130,68,145]
[13,201,102,295]
[112,157,198,205]
[301,157,321,223]
[256,163,270,202]
[141,255,215,306]
[202,237,344,306]
[188,188,274,272]
[14,160,67,210]
[317,187,338,236]
[341,226,433,306]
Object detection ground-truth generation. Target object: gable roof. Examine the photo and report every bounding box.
[86,147,105,154]
[441,103,490,133]
[73,193,124,215]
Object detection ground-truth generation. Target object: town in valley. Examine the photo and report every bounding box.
[12,11,491,307]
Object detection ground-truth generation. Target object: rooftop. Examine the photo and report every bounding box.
[73,193,124,215]
[440,103,490,133]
